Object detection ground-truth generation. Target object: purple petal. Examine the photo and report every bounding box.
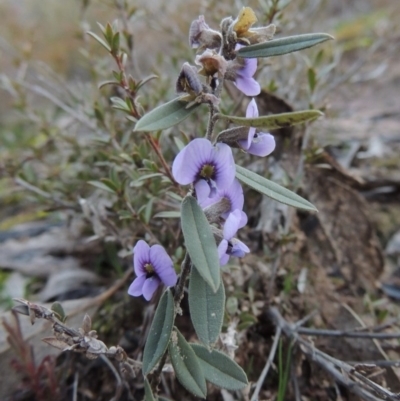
[172,139,214,185]
[150,245,177,286]
[247,133,276,157]
[218,239,229,265]
[133,240,150,276]
[220,179,244,219]
[142,277,161,300]
[195,179,212,203]
[128,275,147,297]
[198,190,222,209]
[234,76,260,97]
[219,253,230,266]
[230,239,250,257]
[238,127,256,151]
[246,98,259,118]
[241,57,258,78]
[223,210,243,240]
[213,143,235,190]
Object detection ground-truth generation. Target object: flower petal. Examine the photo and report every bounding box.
[133,240,150,276]
[223,209,243,240]
[234,76,260,97]
[218,239,230,265]
[246,98,259,118]
[142,277,161,300]
[194,179,211,204]
[214,142,236,190]
[220,179,245,219]
[172,138,214,185]
[128,275,147,297]
[230,239,250,257]
[247,133,276,157]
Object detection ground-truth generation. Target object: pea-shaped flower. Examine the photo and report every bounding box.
[172,138,235,203]
[225,44,260,97]
[128,240,177,301]
[239,98,275,156]
[218,209,250,265]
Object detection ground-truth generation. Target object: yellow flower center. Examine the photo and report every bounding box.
[200,164,215,179]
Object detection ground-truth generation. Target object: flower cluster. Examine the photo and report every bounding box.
[129,7,277,300]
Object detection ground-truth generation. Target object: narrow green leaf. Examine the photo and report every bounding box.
[189,269,225,347]
[169,329,207,398]
[237,33,334,58]
[86,31,112,52]
[235,165,317,212]
[51,302,67,323]
[308,67,317,93]
[218,109,323,130]
[181,196,220,292]
[134,97,201,132]
[144,378,156,401]
[142,290,174,375]
[154,211,181,219]
[88,180,117,194]
[191,344,248,390]
[111,32,120,54]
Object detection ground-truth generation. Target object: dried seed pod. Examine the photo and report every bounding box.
[176,62,203,96]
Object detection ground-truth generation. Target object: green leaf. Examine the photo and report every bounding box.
[86,31,112,52]
[144,378,156,401]
[134,97,201,132]
[189,268,225,347]
[237,33,334,58]
[142,290,174,375]
[308,67,317,93]
[181,196,220,292]
[169,329,207,398]
[88,180,117,194]
[218,109,323,130]
[153,211,181,219]
[191,344,248,391]
[51,302,67,323]
[235,165,317,212]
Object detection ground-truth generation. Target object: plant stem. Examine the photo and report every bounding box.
[145,135,177,187]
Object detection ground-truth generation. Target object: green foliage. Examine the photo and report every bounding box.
[144,378,157,401]
[235,165,318,211]
[134,98,201,132]
[168,329,207,398]
[142,290,175,376]
[237,33,334,58]
[218,109,323,130]
[191,344,248,391]
[188,268,225,347]
[181,196,220,292]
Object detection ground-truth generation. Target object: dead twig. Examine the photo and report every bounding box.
[267,307,400,401]
[250,326,282,401]
[297,327,400,340]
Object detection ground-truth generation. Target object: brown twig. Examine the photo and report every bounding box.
[250,326,282,401]
[267,307,400,401]
[296,327,400,340]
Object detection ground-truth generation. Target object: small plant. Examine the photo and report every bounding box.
[10,3,333,400]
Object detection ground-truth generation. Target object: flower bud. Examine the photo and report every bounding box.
[216,126,250,148]
[189,15,222,50]
[176,62,203,96]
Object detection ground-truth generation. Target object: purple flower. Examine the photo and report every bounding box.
[200,178,247,226]
[172,138,236,203]
[218,209,250,265]
[233,45,260,96]
[128,240,177,301]
[238,99,275,157]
